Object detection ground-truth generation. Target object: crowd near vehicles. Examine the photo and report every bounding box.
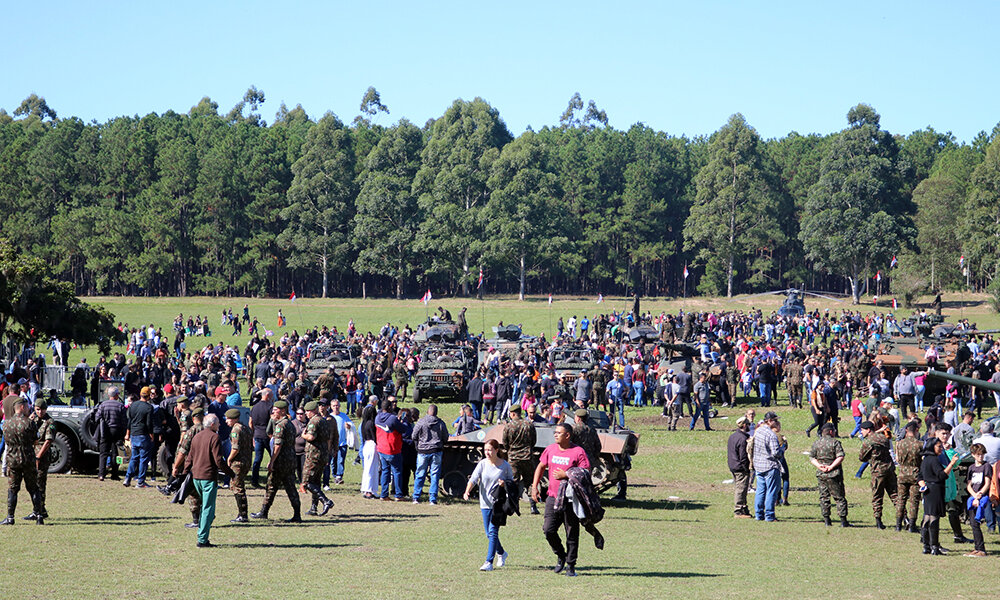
[305,342,360,379]
[412,344,477,403]
[548,345,600,402]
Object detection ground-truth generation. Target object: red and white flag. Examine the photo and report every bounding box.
[596,293,604,304]
[890,255,897,269]
[875,271,881,282]
[476,268,483,290]
[892,298,898,310]
[548,294,553,305]
[420,290,432,305]
[289,292,296,302]
[683,265,689,279]
[960,255,965,268]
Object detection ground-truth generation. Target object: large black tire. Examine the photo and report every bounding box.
[440,469,469,497]
[80,409,100,451]
[48,432,74,474]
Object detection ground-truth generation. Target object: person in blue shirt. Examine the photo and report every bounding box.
[606,373,626,428]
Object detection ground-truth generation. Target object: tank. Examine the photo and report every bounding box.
[925,369,1000,394]
[438,409,640,497]
[479,325,538,364]
[413,317,463,344]
[874,327,1000,396]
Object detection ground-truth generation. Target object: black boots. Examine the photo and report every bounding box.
[841,517,851,528]
[250,505,270,519]
[926,520,947,555]
[823,515,832,527]
[921,523,931,554]
[894,516,903,532]
[283,493,302,523]
[304,483,334,516]
[875,517,886,530]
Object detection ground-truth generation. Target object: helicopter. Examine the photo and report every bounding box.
[748,288,845,317]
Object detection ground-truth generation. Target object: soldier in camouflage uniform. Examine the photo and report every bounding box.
[26,401,56,520]
[172,407,205,527]
[300,401,335,516]
[784,358,803,408]
[225,408,252,523]
[176,397,193,435]
[808,423,848,527]
[312,367,341,402]
[858,420,898,530]
[571,409,601,469]
[894,421,922,532]
[502,406,539,514]
[252,400,302,522]
[589,365,608,412]
[1,398,44,525]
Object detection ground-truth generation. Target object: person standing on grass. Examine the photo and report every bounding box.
[1,398,44,525]
[689,372,713,431]
[464,439,514,572]
[124,387,155,489]
[808,423,849,527]
[858,420,897,530]
[964,443,991,557]
[412,404,448,505]
[187,414,232,548]
[894,421,923,533]
[225,408,251,523]
[251,400,302,522]
[727,416,752,518]
[752,411,781,522]
[532,423,590,577]
[920,436,961,555]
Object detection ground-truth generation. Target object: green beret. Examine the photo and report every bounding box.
[274,400,288,410]
[13,397,26,406]
[191,407,205,417]
[225,408,240,420]
[574,409,590,418]
[177,396,189,404]
[304,400,319,412]
[35,400,47,410]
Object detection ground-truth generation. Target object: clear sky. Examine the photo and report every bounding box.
[3,0,996,142]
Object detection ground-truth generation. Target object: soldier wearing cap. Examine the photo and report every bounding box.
[858,419,898,530]
[25,400,56,521]
[502,405,539,515]
[225,408,252,523]
[571,409,601,469]
[894,420,923,532]
[808,423,849,527]
[300,400,335,516]
[172,407,205,527]
[252,400,302,522]
[2,398,44,524]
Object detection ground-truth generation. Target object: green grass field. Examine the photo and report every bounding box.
[6,293,999,599]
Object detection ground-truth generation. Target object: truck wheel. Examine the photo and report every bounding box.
[80,409,100,451]
[441,470,468,497]
[413,388,422,403]
[48,432,74,474]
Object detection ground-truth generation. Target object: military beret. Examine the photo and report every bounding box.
[274,400,289,409]
[859,420,875,430]
[35,399,47,410]
[191,407,205,417]
[225,408,240,419]
[508,405,521,413]
[12,397,26,406]
[177,396,190,404]
[304,400,319,412]
[574,409,589,418]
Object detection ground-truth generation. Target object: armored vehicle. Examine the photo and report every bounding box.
[412,344,477,403]
[548,345,600,401]
[480,324,538,363]
[873,325,1000,396]
[439,409,640,497]
[413,317,464,345]
[305,343,360,378]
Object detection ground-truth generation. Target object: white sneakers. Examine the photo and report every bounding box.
[479,561,494,571]
[496,551,508,568]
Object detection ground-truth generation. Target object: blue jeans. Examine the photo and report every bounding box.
[916,385,925,412]
[378,452,403,499]
[754,468,780,521]
[413,451,443,502]
[193,479,217,545]
[481,508,505,561]
[759,383,772,406]
[125,434,151,484]
[850,416,863,438]
[252,438,271,486]
[689,402,711,430]
[613,397,625,428]
[328,445,347,482]
[632,382,645,407]
[856,462,868,478]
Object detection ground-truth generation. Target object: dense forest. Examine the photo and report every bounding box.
[2,88,998,304]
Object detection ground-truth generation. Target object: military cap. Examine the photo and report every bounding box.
[191,407,205,417]
[821,423,836,433]
[35,399,48,410]
[574,408,590,418]
[177,396,190,404]
[274,400,289,410]
[508,405,521,413]
[304,400,319,412]
[859,420,875,430]
[225,408,240,420]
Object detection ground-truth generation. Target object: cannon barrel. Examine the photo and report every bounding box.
[926,369,1000,394]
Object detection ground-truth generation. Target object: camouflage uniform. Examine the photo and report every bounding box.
[229,422,252,519]
[177,409,193,435]
[571,422,602,470]
[177,422,205,522]
[785,361,803,408]
[301,415,335,514]
[894,435,922,528]
[502,416,537,508]
[3,414,43,521]
[29,412,56,516]
[589,367,608,410]
[858,432,898,520]
[258,416,301,518]
[808,435,847,518]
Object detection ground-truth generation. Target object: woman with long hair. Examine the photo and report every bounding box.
[463,439,513,572]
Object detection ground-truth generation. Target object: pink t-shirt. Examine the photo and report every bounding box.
[539,443,590,498]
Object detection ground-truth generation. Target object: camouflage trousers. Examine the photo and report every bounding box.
[302,453,326,487]
[188,478,202,522]
[870,470,899,519]
[36,458,49,513]
[817,474,847,518]
[230,462,248,518]
[788,383,803,408]
[509,458,537,505]
[7,464,41,517]
[262,466,300,515]
[896,478,920,524]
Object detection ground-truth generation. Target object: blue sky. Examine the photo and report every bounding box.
[3,0,995,142]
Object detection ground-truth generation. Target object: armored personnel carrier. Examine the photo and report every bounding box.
[413,317,464,345]
[548,345,600,401]
[305,343,360,379]
[412,344,477,403]
[439,409,640,497]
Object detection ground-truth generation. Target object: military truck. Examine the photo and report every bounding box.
[44,404,102,474]
[412,344,477,403]
[548,345,600,401]
[413,317,464,345]
[305,342,360,379]
[439,409,639,497]
[479,324,537,364]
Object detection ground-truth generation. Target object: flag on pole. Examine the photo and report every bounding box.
[892,298,898,310]
[420,290,432,304]
[596,293,603,304]
[960,255,965,268]
[476,267,483,290]
[548,294,552,305]
[890,255,897,269]
[289,292,296,302]
[875,271,881,282]
[683,265,689,279]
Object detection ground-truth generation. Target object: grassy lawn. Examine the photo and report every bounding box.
[5,293,998,598]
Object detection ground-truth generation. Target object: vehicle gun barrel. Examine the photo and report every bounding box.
[926,369,1000,394]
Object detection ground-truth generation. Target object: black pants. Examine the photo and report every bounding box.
[400,444,416,494]
[899,394,914,420]
[543,496,580,566]
[968,507,986,552]
[98,438,119,479]
[806,410,826,436]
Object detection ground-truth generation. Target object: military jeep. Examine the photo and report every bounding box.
[305,343,360,379]
[412,344,477,403]
[548,345,600,401]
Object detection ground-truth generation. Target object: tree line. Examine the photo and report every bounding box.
[2,88,999,303]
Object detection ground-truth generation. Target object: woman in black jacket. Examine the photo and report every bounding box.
[919,437,960,555]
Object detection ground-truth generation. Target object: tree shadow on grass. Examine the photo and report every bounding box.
[525,565,725,578]
[606,498,709,511]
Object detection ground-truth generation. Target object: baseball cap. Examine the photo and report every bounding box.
[763,411,779,421]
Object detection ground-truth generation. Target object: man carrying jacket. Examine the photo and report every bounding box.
[411,404,448,504]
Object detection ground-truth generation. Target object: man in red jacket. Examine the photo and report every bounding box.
[375,399,406,500]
